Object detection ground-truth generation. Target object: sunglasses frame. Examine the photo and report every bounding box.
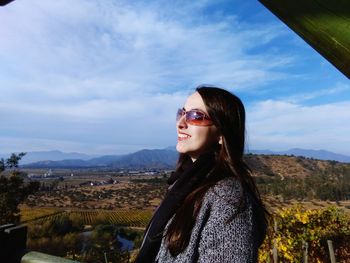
[176,108,213,126]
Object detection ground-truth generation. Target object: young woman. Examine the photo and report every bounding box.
[136,86,267,263]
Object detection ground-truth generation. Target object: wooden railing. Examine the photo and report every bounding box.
[0,224,78,263]
[21,251,78,263]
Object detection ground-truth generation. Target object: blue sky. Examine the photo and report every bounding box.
[0,0,349,156]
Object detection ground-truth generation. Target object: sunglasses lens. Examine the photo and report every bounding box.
[186,110,213,126]
[185,111,202,125]
[176,108,213,126]
[176,109,184,121]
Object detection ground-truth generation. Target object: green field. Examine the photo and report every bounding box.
[21,207,152,227]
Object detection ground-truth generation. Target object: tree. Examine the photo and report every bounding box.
[0,152,26,174]
[0,152,40,224]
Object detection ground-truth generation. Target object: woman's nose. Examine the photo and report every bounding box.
[177,114,187,129]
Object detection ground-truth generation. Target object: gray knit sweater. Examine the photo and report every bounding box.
[155,177,263,263]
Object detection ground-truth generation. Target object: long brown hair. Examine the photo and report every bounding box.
[166,86,267,256]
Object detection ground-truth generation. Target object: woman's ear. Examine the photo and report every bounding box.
[218,136,223,145]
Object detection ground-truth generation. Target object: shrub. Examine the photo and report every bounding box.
[259,206,350,263]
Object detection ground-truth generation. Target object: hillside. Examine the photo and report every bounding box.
[246,154,350,201]
[246,154,340,179]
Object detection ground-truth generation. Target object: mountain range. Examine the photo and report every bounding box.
[1,147,349,169]
[19,149,179,169]
[249,148,350,163]
[0,150,93,164]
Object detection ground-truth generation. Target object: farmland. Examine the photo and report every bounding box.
[20,169,350,215]
[21,207,152,227]
[17,159,350,262]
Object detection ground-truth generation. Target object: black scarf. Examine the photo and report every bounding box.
[135,153,216,263]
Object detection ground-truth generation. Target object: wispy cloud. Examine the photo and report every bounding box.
[0,92,186,152]
[281,83,350,103]
[247,99,350,155]
[0,0,348,154]
[1,0,291,96]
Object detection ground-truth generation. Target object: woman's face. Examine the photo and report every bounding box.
[176,92,220,161]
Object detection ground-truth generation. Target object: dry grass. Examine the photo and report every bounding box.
[246,154,348,179]
[22,176,350,220]
[25,178,167,210]
[263,195,350,215]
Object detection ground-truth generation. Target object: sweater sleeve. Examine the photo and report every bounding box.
[197,178,255,263]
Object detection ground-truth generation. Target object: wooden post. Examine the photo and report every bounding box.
[272,245,278,263]
[272,218,278,263]
[327,240,336,263]
[104,252,108,263]
[302,240,308,263]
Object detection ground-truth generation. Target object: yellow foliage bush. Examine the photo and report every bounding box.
[259,205,350,263]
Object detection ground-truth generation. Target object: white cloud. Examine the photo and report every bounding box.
[247,100,350,155]
[0,92,186,153]
[2,0,345,155]
[282,83,350,103]
[0,0,290,102]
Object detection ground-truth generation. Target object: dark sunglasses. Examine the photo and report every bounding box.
[176,108,213,126]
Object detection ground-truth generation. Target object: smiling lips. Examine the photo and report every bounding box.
[178,132,191,141]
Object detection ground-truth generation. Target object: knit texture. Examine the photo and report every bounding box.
[135,154,216,263]
[155,177,263,263]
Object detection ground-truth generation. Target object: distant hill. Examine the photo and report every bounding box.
[26,159,91,168]
[249,148,350,163]
[0,150,93,164]
[110,149,178,169]
[22,148,178,169]
[87,155,123,166]
[22,150,350,183]
[19,147,350,169]
[21,155,123,169]
[244,154,344,179]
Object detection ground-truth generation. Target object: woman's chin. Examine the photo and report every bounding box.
[176,143,185,153]
[176,142,191,154]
